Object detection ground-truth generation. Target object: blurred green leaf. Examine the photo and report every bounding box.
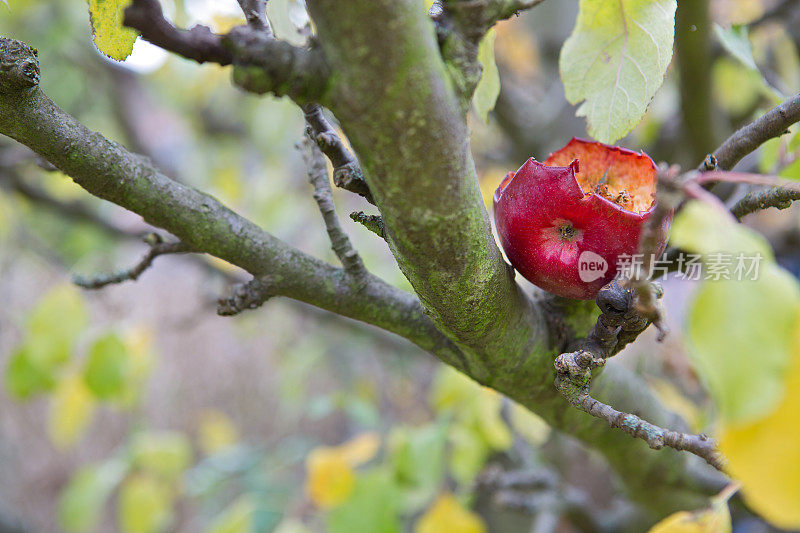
[673,201,800,422]
[559,0,676,143]
[5,345,57,398]
[327,469,400,533]
[473,28,500,123]
[118,474,174,533]
[131,431,194,481]
[714,24,758,70]
[58,458,129,533]
[207,494,256,533]
[27,283,88,366]
[88,0,138,60]
[84,332,130,399]
[389,422,447,511]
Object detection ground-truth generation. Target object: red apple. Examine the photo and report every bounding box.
[493,138,670,300]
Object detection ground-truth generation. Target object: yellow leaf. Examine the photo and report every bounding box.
[648,503,730,533]
[649,484,735,533]
[305,448,355,508]
[48,372,96,449]
[415,493,486,533]
[198,410,240,454]
[89,0,138,60]
[719,345,800,529]
[118,474,174,533]
[336,432,380,466]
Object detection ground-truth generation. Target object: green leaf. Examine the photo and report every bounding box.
[473,28,500,123]
[687,263,800,423]
[714,24,757,70]
[131,431,193,481]
[388,423,447,511]
[84,332,130,399]
[559,0,676,143]
[327,469,400,533]
[58,458,129,533]
[88,0,138,60]
[5,345,57,399]
[118,474,174,533]
[670,200,772,258]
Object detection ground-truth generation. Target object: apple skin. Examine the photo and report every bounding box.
[493,138,671,300]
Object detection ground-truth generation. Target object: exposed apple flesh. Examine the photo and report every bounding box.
[493,138,671,300]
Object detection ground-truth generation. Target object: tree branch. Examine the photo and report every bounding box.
[0,37,464,369]
[73,235,191,289]
[302,133,369,287]
[123,0,233,65]
[123,0,329,102]
[554,281,726,471]
[698,92,800,172]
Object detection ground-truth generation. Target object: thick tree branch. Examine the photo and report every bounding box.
[0,37,463,369]
[73,235,191,289]
[307,1,720,517]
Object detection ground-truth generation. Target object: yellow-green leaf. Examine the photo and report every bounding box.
[559,0,677,143]
[118,474,174,533]
[48,372,96,449]
[131,431,193,481]
[84,332,131,399]
[88,0,138,60]
[473,28,500,123]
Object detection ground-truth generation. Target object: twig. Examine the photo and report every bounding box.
[236,0,272,33]
[302,104,374,204]
[349,211,384,238]
[73,235,191,289]
[698,92,800,172]
[217,276,274,315]
[553,280,726,471]
[301,134,369,288]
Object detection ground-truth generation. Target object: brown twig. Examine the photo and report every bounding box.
[73,235,191,289]
[698,92,800,172]
[236,0,272,33]
[301,133,369,288]
[302,104,374,204]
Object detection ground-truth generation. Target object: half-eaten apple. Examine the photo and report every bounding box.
[493,138,671,300]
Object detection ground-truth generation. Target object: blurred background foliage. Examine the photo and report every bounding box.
[1,0,800,531]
